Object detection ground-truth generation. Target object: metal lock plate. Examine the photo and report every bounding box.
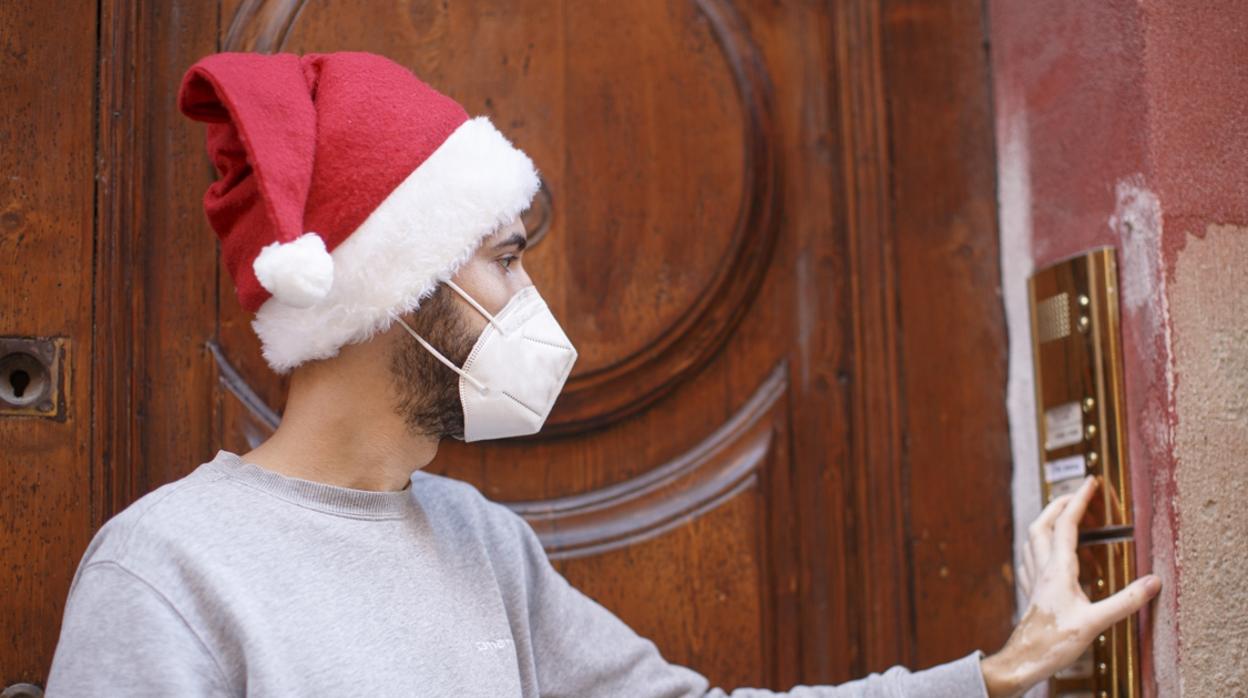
[0,337,67,420]
[1,683,45,698]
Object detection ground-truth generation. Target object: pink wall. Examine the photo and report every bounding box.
[990,1,1248,695]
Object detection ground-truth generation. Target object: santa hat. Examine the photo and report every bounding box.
[177,51,540,373]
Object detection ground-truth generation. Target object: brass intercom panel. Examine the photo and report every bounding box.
[1028,248,1140,697]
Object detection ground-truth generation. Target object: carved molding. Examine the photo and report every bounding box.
[209,340,279,450]
[545,0,780,434]
[508,361,788,560]
[94,0,145,526]
[223,0,308,52]
[832,0,912,672]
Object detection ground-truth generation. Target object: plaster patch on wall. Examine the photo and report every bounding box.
[994,104,1041,631]
[1112,177,1163,313]
[1169,224,1248,697]
[1108,174,1182,695]
[1112,175,1173,423]
[1110,175,1176,551]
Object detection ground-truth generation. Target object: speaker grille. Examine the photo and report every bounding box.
[1037,292,1071,343]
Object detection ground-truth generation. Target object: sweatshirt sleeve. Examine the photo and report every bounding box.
[493,503,990,698]
[45,561,229,697]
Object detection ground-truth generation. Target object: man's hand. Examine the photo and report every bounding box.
[979,475,1161,698]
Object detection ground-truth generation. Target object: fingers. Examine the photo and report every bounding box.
[1034,491,1074,530]
[1052,477,1099,562]
[1088,574,1161,629]
[1029,492,1072,568]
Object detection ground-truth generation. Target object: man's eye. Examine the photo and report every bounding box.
[498,255,518,271]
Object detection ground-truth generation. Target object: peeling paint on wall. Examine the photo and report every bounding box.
[1168,224,1248,697]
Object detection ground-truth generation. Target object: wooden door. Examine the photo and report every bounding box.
[1,0,1013,692]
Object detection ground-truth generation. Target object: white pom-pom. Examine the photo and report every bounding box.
[253,232,335,308]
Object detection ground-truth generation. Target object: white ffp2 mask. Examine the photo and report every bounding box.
[394,280,577,442]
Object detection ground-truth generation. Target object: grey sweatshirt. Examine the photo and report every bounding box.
[46,449,990,697]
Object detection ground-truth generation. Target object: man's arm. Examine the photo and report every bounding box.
[493,473,1159,697]
[492,502,989,697]
[45,561,230,697]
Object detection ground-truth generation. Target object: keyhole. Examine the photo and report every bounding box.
[10,369,30,398]
[0,351,48,408]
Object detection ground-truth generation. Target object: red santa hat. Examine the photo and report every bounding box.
[177,51,539,373]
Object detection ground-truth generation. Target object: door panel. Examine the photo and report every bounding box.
[2,0,1013,690]
[0,1,97,682]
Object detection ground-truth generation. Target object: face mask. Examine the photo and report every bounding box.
[393,280,578,442]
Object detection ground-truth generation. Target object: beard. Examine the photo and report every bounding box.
[387,283,477,440]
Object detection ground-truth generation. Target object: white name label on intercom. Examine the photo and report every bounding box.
[1044,401,1084,451]
[1044,454,1087,484]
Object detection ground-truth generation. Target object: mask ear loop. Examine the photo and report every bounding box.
[392,314,490,394]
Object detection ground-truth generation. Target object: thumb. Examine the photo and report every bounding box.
[1088,574,1161,629]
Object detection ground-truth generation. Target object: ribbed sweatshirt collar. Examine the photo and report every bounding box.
[207,449,416,520]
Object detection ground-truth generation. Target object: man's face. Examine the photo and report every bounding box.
[386,219,533,439]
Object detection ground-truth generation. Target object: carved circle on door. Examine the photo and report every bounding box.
[216,0,779,436]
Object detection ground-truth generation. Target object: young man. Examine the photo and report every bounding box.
[46,51,1159,697]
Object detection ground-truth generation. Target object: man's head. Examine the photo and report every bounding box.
[385,219,532,440]
[182,51,576,445]
[179,51,543,374]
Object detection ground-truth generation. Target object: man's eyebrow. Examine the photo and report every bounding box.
[492,233,527,252]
